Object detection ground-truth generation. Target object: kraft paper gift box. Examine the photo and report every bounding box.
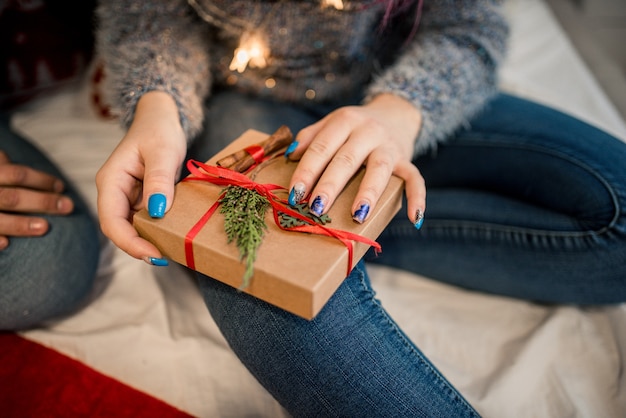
[133,129,403,319]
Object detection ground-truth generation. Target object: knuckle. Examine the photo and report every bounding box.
[367,154,394,174]
[334,106,362,124]
[5,165,27,185]
[0,187,19,208]
[366,119,386,135]
[361,184,381,198]
[145,168,173,187]
[307,140,332,158]
[332,152,359,170]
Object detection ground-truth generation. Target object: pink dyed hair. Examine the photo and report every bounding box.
[376,0,424,37]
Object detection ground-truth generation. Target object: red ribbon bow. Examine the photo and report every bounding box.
[182,159,381,276]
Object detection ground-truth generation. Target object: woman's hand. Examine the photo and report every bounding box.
[96,91,187,264]
[0,151,74,250]
[286,93,426,227]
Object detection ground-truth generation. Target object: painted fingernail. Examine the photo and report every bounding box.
[288,182,306,206]
[414,209,425,230]
[310,195,327,217]
[353,202,370,224]
[284,141,299,159]
[144,257,169,266]
[148,193,166,218]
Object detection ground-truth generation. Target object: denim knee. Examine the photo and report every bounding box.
[0,211,100,330]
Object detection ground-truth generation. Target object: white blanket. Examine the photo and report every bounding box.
[12,1,626,416]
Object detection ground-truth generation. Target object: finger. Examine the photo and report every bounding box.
[307,127,379,217]
[0,163,64,192]
[394,160,426,228]
[287,118,327,161]
[97,171,163,261]
[0,236,8,251]
[287,114,357,208]
[0,187,73,214]
[142,148,183,219]
[0,151,9,164]
[351,148,395,223]
[0,212,48,237]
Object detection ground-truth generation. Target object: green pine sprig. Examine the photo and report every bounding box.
[219,185,270,288]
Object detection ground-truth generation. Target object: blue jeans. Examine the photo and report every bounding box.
[0,114,100,330]
[193,92,626,416]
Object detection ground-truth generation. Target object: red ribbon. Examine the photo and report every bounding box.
[181,159,381,275]
[244,144,265,166]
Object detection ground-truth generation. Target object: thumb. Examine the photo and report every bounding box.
[143,148,184,219]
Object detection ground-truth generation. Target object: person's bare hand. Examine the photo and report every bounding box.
[96,91,187,264]
[0,150,74,250]
[286,93,426,227]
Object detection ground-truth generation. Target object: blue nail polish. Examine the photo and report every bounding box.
[414,209,424,230]
[284,141,299,159]
[310,196,326,217]
[149,257,169,266]
[288,183,306,206]
[288,188,298,206]
[353,203,370,224]
[148,193,166,218]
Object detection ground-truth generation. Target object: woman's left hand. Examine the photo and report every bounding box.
[286,93,426,227]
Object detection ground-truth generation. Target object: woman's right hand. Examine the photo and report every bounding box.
[96,91,187,264]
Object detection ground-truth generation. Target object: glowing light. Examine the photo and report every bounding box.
[229,32,269,73]
[322,0,344,10]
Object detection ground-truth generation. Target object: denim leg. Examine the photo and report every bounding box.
[198,261,479,418]
[371,94,626,304]
[192,92,477,416]
[0,114,100,330]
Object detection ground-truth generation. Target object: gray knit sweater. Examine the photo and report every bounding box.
[96,0,508,156]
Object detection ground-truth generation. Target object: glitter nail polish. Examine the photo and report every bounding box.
[414,208,424,230]
[288,182,306,206]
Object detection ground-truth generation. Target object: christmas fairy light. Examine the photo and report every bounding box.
[225,1,345,74]
[321,0,344,10]
[229,32,269,73]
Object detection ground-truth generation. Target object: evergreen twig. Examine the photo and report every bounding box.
[218,187,331,289]
[219,185,270,288]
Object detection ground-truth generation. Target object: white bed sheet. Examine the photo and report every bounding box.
[11,0,626,416]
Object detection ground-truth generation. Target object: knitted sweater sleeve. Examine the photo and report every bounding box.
[365,0,509,156]
[95,0,211,141]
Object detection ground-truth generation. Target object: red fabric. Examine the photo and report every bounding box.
[0,333,193,417]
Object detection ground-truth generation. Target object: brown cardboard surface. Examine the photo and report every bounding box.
[134,129,403,319]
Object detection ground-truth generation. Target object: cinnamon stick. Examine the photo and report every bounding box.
[217,125,293,173]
